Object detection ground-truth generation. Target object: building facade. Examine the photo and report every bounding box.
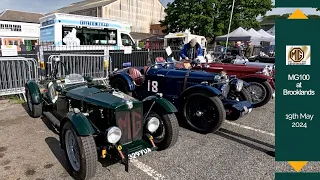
[50,0,166,34]
[150,24,166,35]
[0,10,43,51]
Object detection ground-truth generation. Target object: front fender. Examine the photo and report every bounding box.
[240,74,272,81]
[142,95,177,113]
[111,74,135,91]
[180,84,222,100]
[60,112,98,136]
[25,80,42,104]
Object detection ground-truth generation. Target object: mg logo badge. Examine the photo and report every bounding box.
[286,46,311,65]
[290,48,304,62]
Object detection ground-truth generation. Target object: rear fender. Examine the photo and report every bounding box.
[111,74,135,91]
[25,80,42,104]
[179,85,222,102]
[142,95,177,113]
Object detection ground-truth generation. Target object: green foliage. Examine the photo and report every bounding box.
[160,0,273,38]
[261,14,320,25]
[138,41,145,48]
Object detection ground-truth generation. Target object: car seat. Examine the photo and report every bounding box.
[128,67,144,86]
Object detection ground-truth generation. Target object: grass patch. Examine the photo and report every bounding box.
[6,95,25,104]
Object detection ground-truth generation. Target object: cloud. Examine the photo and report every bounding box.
[0,0,83,13]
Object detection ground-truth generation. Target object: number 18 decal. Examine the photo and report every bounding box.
[147,80,158,92]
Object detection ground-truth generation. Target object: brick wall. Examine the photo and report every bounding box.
[150,24,166,35]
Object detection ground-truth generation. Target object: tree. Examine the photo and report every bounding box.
[261,14,320,25]
[160,0,273,39]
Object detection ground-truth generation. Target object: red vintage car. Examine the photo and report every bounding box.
[193,62,275,108]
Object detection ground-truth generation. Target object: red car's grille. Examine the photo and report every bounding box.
[115,107,143,144]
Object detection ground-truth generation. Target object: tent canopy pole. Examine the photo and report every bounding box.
[225,0,236,49]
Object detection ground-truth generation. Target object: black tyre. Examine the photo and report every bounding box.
[25,87,42,118]
[110,78,129,94]
[246,81,272,108]
[228,88,252,102]
[238,88,252,102]
[62,121,97,180]
[183,93,226,134]
[144,111,179,150]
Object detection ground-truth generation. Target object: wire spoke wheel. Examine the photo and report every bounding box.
[247,82,266,104]
[65,129,81,171]
[184,93,224,133]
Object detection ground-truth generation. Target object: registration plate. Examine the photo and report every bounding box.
[128,148,152,160]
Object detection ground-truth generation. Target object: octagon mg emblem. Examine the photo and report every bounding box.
[286,45,311,65]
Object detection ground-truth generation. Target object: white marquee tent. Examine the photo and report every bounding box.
[257,29,275,42]
[246,28,266,45]
[215,27,253,41]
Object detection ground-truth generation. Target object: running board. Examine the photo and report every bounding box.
[43,112,60,128]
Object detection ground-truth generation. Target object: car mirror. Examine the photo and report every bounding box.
[56,86,63,92]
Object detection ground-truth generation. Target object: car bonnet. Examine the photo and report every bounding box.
[66,86,140,110]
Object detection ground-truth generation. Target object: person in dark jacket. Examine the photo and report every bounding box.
[20,42,26,52]
[179,38,203,60]
[230,41,241,56]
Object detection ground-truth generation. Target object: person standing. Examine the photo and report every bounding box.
[245,41,254,57]
[179,38,203,61]
[20,42,26,52]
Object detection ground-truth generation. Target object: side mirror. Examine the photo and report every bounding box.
[56,86,63,92]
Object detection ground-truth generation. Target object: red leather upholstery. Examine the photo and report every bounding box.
[128,67,144,86]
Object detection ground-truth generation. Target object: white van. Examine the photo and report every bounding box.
[39,13,136,50]
[164,32,207,51]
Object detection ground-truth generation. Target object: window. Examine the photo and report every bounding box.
[62,26,118,45]
[152,29,159,35]
[167,38,184,48]
[121,33,134,46]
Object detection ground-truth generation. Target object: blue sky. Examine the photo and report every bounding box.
[0,0,319,16]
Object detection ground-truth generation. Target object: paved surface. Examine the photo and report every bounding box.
[0,99,318,180]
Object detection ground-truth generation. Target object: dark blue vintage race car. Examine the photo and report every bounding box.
[109,60,253,133]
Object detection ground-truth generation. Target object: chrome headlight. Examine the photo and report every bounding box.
[214,75,221,81]
[106,127,122,144]
[235,79,244,92]
[147,117,160,133]
[262,67,270,76]
[126,100,133,109]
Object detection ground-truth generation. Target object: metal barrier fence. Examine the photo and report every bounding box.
[47,54,110,85]
[0,57,38,100]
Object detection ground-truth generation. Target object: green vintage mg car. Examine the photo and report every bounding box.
[24,62,179,180]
